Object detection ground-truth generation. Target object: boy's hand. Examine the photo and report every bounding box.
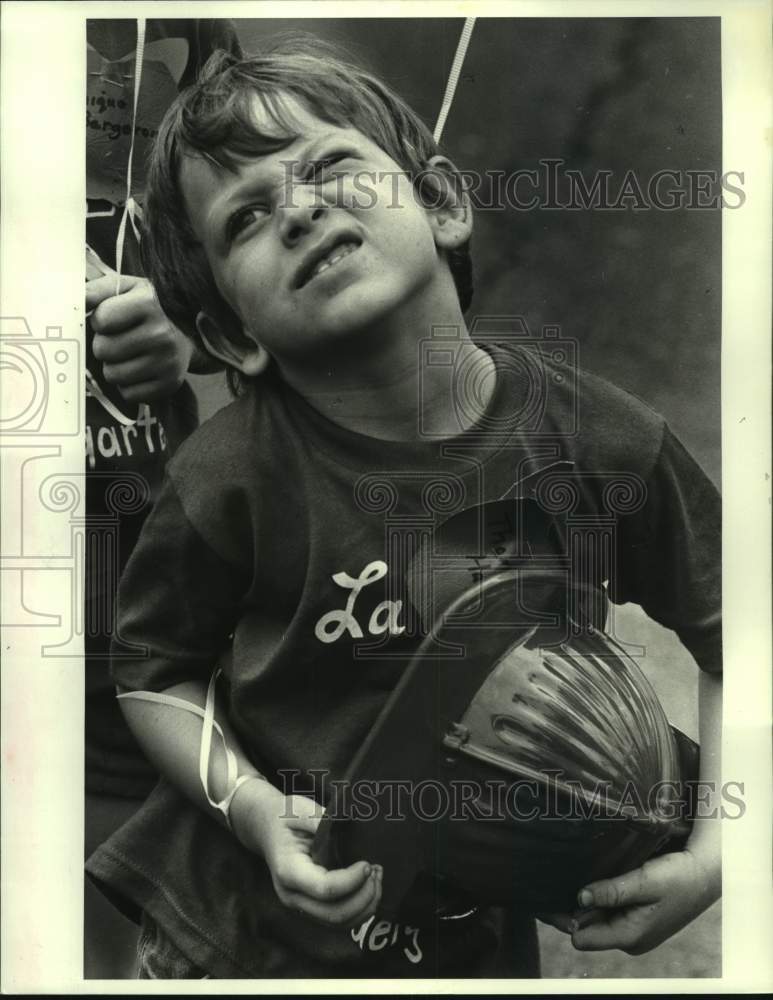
[538,847,720,955]
[87,273,194,404]
[230,779,382,928]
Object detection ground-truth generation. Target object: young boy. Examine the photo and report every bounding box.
[86,41,722,979]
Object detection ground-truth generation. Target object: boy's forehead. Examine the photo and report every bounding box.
[247,91,372,152]
[179,91,382,192]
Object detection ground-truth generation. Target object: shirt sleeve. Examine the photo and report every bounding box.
[609,424,722,675]
[110,474,249,693]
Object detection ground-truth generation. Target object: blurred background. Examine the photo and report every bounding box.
[192,16,722,980]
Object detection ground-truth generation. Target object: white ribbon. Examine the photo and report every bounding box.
[85,369,137,427]
[118,668,263,831]
[433,17,476,145]
[114,17,147,292]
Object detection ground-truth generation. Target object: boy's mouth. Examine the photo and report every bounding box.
[294,234,362,290]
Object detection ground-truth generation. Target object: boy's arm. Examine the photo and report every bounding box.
[118,678,382,927]
[112,475,381,928]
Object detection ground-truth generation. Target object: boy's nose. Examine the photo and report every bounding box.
[278,189,328,247]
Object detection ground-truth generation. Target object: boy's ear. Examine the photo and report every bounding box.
[419,155,473,250]
[195,311,270,376]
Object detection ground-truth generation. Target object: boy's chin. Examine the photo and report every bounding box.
[292,308,384,351]
[292,317,383,361]
[306,282,416,341]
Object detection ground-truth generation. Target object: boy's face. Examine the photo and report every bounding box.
[180,95,468,371]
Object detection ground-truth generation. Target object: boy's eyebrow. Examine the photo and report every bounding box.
[200,129,364,246]
[284,131,361,176]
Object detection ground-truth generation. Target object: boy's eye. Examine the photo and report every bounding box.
[304,152,353,183]
[227,204,269,241]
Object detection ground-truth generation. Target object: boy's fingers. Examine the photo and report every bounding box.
[93,327,156,364]
[537,905,606,934]
[101,359,155,389]
[578,866,658,910]
[535,912,574,933]
[571,907,607,930]
[85,274,118,308]
[116,380,165,405]
[341,865,382,928]
[570,904,659,953]
[286,866,381,928]
[571,917,627,952]
[317,865,381,928]
[102,360,183,401]
[85,272,139,308]
[277,856,372,902]
[91,287,155,336]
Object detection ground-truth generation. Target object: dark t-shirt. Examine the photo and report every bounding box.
[86,338,721,976]
[85,18,240,796]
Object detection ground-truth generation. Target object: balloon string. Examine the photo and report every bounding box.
[118,669,262,832]
[114,17,146,292]
[85,369,138,427]
[433,17,476,145]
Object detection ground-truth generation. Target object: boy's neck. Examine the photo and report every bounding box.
[274,302,496,442]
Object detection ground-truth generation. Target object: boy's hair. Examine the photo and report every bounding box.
[142,36,474,391]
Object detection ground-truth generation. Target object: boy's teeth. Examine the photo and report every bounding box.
[311,242,357,278]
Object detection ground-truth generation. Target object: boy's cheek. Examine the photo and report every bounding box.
[345,172,380,211]
[344,170,415,213]
[221,261,274,315]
